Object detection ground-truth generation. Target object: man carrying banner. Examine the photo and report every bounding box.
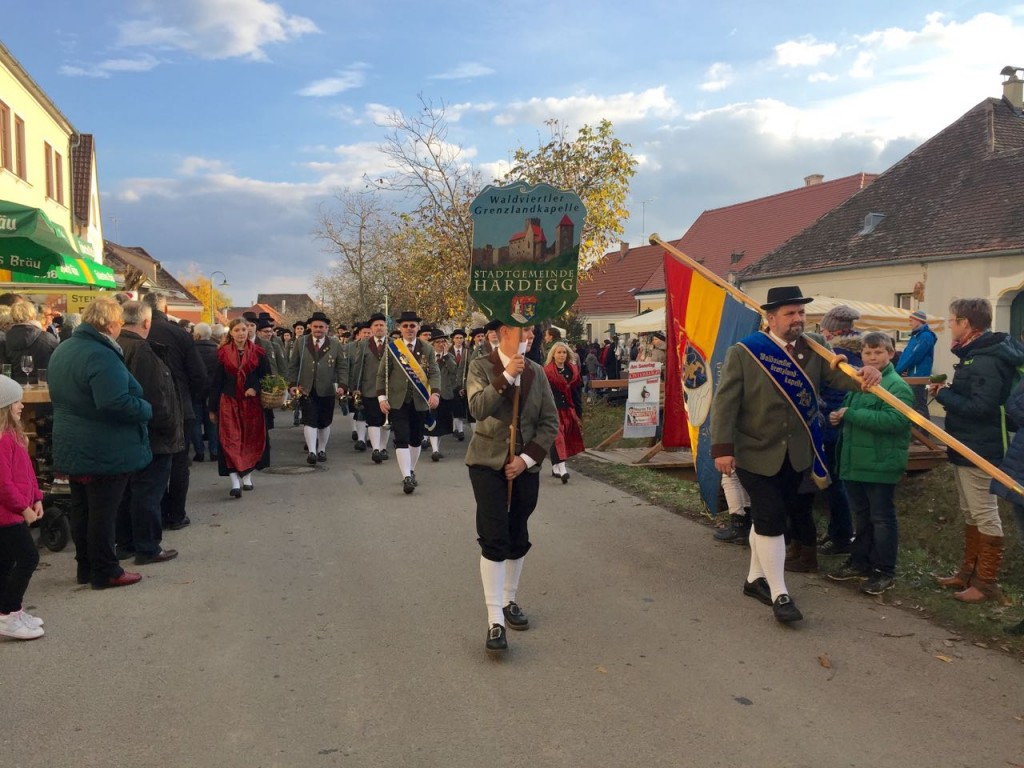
[466,320,559,655]
[711,286,880,623]
[377,311,441,494]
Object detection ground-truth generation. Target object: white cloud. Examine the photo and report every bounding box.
[298,66,367,97]
[699,63,734,92]
[446,101,497,122]
[808,72,838,83]
[429,62,495,80]
[178,156,231,176]
[774,36,838,67]
[494,87,678,126]
[59,54,160,78]
[117,0,319,60]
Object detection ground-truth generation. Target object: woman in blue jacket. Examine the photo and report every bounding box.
[49,298,153,590]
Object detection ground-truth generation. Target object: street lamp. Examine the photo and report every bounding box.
[208,270,229,323]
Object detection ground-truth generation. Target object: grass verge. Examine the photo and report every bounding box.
[575,401,1024,658]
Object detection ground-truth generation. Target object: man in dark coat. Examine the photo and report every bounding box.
[142,292,207,530]
[192,322,220,461]
[115,301,182,565]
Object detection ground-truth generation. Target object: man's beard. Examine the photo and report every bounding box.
[782,324,804,342]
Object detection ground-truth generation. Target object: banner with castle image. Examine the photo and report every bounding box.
[468,182,586,327]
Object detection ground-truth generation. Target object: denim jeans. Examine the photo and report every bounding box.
[846,480,899,576]
[824,440,853,543]
[117,454,173,557]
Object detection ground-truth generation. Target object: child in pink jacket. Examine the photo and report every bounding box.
[0,375,45,640]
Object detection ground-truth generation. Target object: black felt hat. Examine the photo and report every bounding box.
[242,311,258,322]
[368,312,387,324]
[450,328,466,338]
[469,327,484,337]
[308,311,331,325]
[396,310,422,324]
[760,286,813,311]
[429,328,449,341]
[483,319,504,333]
[256,317,275,330]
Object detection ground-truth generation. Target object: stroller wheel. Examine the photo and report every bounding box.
[40,508,71,552]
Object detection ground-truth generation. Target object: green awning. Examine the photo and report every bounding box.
[0,200,116,288]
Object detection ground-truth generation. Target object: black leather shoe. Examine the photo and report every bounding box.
[242,480,253,491]
[317,451,327,463]
[351,430,358,441]
[307,452,317,465]
[456,431,464,442]
[503,601,529,630]
[135,549,178,565]
[403,476,415,494]
[773,594,803,623]
[742,578,773,606]
[486,624,508,655]
[371,449,382,464]
[229,488,242,499]
[431,450,442,462]
[410,471,418,487]
[561,473,569,484]
[380,449,389,461]
[355,440,366,452]
[166,517,191,531]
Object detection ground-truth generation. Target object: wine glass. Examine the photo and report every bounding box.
[20,355,33,385]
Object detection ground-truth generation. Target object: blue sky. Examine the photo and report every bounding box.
[3,1,1023,308]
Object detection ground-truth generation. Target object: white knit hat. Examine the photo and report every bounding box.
[0,375,23,409]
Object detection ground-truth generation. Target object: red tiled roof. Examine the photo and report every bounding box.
[741,98,1024,280]
[559,215,573,226]
[574,242,671,315]
[510,224,545,242]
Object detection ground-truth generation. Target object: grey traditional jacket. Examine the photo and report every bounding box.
[287,334,349,395]
[464,351,559,472]
[375,337,440,412]
[711,332,860,476]
[349,336,387,395]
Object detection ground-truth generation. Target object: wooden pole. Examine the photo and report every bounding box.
[502,327,524,508]
[649,233,1024,497]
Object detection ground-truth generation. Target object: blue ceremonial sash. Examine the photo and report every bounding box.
[388,338,436,432]
[736,332,830,488]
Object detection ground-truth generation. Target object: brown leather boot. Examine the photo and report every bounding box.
[954,534,1005,603]
[785,542,818,573]
[935,525,980,588]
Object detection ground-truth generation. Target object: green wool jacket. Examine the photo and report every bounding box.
[836,362,914,485]
[375,338,440,412]
[711,332,861,476]
[288,334,349,396]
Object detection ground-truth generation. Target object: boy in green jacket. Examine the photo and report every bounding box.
[827,332,914,595]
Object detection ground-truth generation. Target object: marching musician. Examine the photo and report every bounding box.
[377,311,441,495]
[287,311,349,465]
[349,313,390,464]
[449,329,469,441]
[348,322,372,452]
[428,328,456,461]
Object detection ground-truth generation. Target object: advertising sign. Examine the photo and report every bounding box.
[623,361,662,438]
[468,182,586,326]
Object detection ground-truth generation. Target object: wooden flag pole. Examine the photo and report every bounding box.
[505,327,523,508]
[649,233,1024,497]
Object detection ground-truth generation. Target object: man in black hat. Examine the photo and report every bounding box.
[449,328,469,440]
[428,328,456,461]
[376,311,441,493]
[710,286,881,624]
[287,311,349,464]
[348,317,390,459]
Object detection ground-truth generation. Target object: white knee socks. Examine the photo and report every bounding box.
[480,557,506,628]
[747,530,765,582]
[303,426,317,453]
[229,472,240,490]
[429,436,440,451]
[752,532,789,600]
[396,447,411,477]
[317,426,331,452]
[410,445,421,470]
[355,420,367,441]
[552,462,566,476]
[367,426,382,450]
[503,557,524,604]
[454,417,463,433]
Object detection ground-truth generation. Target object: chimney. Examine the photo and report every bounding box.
[1001,65,1023,110]
[280,299,287,314]
[804,174,824,186]
[619,241,629,257]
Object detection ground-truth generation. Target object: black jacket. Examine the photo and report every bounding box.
[936,331,1024,465]
[195,339,220,404]
[0,324,58,384]
[117,330,184,455]
[145,309,207,422]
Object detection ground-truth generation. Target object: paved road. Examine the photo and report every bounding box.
[4,422,1022,767]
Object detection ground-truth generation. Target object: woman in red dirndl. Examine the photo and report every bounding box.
[210,319,270,498]
[544,341,585,483]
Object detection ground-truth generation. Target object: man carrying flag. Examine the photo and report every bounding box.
[711,286,881,623]
[377,311,441,494]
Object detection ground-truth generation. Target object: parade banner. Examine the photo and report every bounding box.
[623,361,662,438]
[663,252,761,515]
[469,182,586,326]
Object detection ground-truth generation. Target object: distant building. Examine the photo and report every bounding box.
[256,293,320,325]
[103,241,204,321]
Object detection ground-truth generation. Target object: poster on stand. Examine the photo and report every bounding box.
[623,361,662,438]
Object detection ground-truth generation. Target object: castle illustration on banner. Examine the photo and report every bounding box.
[472,215,575,267]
